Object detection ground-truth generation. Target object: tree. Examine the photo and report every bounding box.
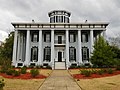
[0,31,14,65]
[90,36,116,68]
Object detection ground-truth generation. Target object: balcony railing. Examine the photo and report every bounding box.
[54,40,66,44]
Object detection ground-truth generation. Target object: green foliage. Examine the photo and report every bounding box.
[20,67,27,74]
[13,71,20,76]
[30,69,39,77]
[107,68,113,74]
[0,79,5,89]
[91,36,116,68]
[116,67,120,70]
[80,69,91,77]
[6,69,15,75]
[97,69,104,75]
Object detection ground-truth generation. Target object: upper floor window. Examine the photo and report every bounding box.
[44,33,51,42]
[69,34,76,43]
[81,33,88,43]
[31,33,38,42]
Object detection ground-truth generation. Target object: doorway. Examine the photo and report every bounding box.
[58,51,62,62]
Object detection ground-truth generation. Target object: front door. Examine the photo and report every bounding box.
[58,36,62,44]
[58,51,62,62]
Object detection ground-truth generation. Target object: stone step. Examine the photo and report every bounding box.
[54,62,66,69]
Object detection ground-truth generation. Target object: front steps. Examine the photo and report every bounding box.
[54,62,66,69]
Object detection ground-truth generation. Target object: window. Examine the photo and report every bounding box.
[70,34,76,43]
[81,33,88,43]
[44,34,50,42]
[69,47,76,61]
[31,47,38,62]
[82,47,89,62]
[31,33,38,42]
[44,47,51,61]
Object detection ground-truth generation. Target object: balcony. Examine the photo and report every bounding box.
[54,40,66,46]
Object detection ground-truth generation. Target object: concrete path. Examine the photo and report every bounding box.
[39,70,81,90]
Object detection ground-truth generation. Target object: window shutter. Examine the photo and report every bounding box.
[44,34,46,42]
[86,34,88,42]
[69,48,70,61]
[31,34,33,42]
[31,48,33,61]
[37,47,38,61]
[74,34,76,42]
[87,48,89,61]
[44,48,45,60]
[81,48,83,61]
[37,33,39,42]
[81,34,83,42]
[74,48,76,61]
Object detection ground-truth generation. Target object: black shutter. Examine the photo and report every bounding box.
[44,34,46,42]
[81,34,83,42]
[86,34,88,42]
[31,33,33,42]
[44,48,45,60]
[37,47,38,61]
[37,33,39,42]
[82,48,83,61]
[87,48,89,61]
[69,48,70,61]
[50,33,51,42]
[74,48,76,61]
[74,34,76,42]
[31,48,33,61]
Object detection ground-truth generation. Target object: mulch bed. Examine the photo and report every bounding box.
[0,73,47,79]
[73,70,120,79]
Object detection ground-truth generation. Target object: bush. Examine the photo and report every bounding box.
[91,69,97,74]
[30,69,39,77]
[116,67,120,70]
[21,67,27,74]
[6,69,15,75]
[97,69,104,75]
[107,69,113,74]
[13,71,20,76]
[80,69,91,77]
[46,65,52,69]
[0,79,5,90]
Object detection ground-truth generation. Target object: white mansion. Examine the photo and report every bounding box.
[12,10,109,69]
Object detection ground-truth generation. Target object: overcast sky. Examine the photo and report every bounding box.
[0,0,120,41]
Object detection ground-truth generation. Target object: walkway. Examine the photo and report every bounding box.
[39,70,81,90]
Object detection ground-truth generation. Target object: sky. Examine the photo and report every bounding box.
[0,0,120,41]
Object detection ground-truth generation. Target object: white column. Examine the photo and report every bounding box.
[38,30,42,66]
[25,30,30,66]
[12,30,18,66]
[66,30,69,70]
[78,30,82,64]
[90,30,94,54]
[51,30,54,69]
[17,33,20,61]
[103,30,106,39]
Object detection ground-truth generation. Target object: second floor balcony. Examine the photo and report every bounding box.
[54,40,66,45]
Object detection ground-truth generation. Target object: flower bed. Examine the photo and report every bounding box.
[0,72,47,79]
[72,69,120,79]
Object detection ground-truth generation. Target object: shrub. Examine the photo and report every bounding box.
[91,69,97,74]
[21,67,27,74]
[30,69,39,77]
[107,69,113,74]
[80,69,91,77]
[6,69,15,75]
[13,71,20,76]
[97,69,104,75]
[46,65,52,69]
[0,79,5,89]
[116,67,120,70]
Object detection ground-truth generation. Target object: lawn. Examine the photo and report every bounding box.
[0,69,52,90]
[69,69,120,90]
